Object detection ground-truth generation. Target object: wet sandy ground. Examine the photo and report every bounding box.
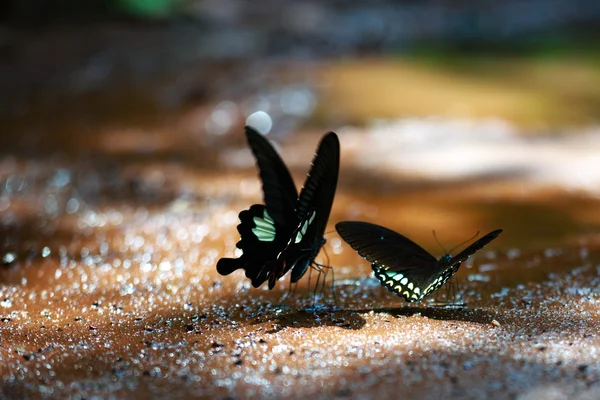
[2,117,600,399]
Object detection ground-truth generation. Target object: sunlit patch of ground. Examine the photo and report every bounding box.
[318,57,600,128]
[2,115,600,398]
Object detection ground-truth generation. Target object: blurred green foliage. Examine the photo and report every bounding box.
[0,0,183,24]
[116,0,182,18]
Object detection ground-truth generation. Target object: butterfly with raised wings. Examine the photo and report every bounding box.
[217,127,339,289]
[336,221,502,302]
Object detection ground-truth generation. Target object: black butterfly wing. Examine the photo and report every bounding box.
[296,132,340,235]
[449,229,503,266]
[216,128,297,288]
[336,221,437,271]
[337,222,502,302]
[288,132,340,283]
[336,221,443,302]
[256,132,340,288]
[245,126,298,229]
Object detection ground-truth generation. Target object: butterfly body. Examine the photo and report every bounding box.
[336,221,502,302]
[217,127,339,289]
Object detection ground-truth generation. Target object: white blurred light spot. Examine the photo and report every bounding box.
[159,260,172,272]
[240,178,260,195]
[206,101,237,135]
[66,198,80,214]
[0,197,9,212]
[3,252,16,264]
[140,262,152,272]
[280,88,316,117]
[52,169,71,187]
[331,237,343,255]
[246,111,273,135]
[44,195,59,215]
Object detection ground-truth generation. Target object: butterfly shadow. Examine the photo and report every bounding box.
[249,305,367,331]
[352,305,498,325]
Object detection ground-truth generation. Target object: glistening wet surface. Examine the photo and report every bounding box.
[2,60,600,398]
[2,120,600,399]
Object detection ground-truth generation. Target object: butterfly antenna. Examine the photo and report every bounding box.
[432,230,448,254]
[324,230,337,236]
[448,230,480,254]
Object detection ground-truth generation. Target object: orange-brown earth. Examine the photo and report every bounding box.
[1,118,600,399]
[1,49,600,398]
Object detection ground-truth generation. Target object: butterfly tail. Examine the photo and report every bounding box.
[216,258,242,276]
[216,205,262,276]
[216,204,276,287]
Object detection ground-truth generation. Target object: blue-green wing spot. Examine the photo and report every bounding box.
[294,210,316,244]
[252,209,276,242]
[372,265,424,302]
[372,254,466,302]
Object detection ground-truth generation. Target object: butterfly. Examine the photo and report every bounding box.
[217,126,339,289]
[335,221,502,302]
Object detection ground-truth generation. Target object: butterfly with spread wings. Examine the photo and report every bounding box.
[336,221,502,302]
[217,127,339,289]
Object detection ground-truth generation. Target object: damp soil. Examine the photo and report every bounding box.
[2,23,600,396]
[1,116,600,400]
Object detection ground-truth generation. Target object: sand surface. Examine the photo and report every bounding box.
[2,120,600,399]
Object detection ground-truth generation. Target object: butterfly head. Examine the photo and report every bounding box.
[439,253,453,266]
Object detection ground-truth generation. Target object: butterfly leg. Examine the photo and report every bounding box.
[307,265,322,306]
[312,267,322,307]
[430,277,465,308]
[307,264,313,298]
[312,262,337,306]
[444,278,453,303]
[434,276,466,308]
[280,281,298,305]
[450,276,467,307]
[448,278,456,303]
[327,264,337,305]
[320,245,333,297]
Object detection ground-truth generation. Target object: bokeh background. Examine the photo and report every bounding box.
[2,0,600,249]
[2,1,600,399]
